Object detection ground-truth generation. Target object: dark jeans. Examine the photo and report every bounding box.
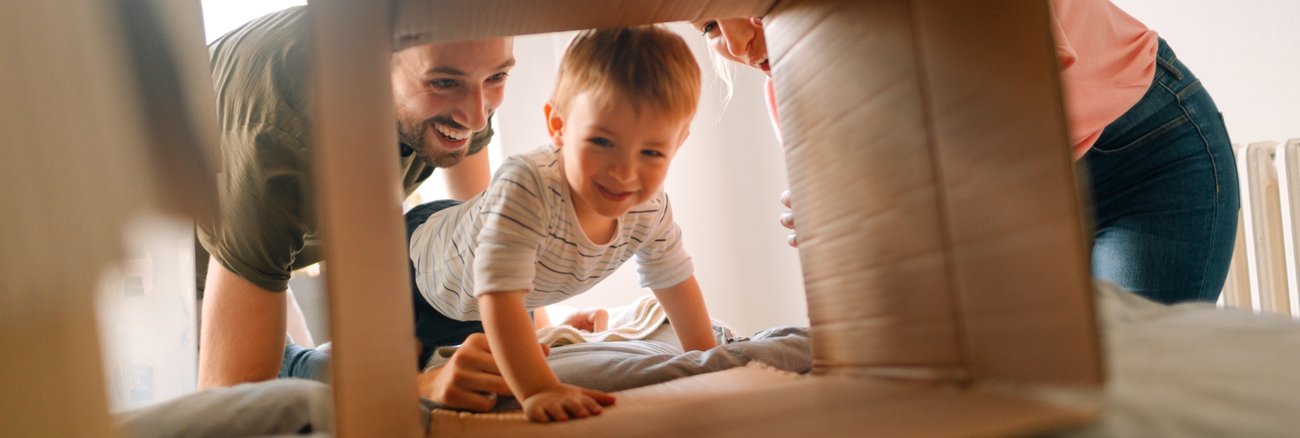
[278,200,485,381]
[404,200,486,369]
[1083,38,1239,304]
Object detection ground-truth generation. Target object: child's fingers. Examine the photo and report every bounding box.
[525,404,550,423]
[582,388,617,406]
[544,403,570,422]
[562,398,592,419]
[538,343,551,357]
[581,395,605,415]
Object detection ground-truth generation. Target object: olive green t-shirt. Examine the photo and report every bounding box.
[197,6,491,293]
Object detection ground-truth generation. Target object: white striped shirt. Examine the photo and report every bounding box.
[409,145,694,321]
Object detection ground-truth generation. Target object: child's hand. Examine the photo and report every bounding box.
[522,384,616,422]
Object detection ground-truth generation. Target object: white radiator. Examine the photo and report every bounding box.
[1222,139,1300,317]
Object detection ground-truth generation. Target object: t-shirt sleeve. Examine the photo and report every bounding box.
[197,127,311,293]
[472,158,548,295]
[199,8,315,293]
[635,194,694,289]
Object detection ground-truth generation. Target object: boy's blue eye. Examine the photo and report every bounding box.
[588,137,613,147]
[701,21,718,36]
[641,149,665,158]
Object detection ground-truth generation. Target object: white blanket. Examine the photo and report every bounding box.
[1054,281,1300,437]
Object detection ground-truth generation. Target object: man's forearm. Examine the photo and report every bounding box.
[197,256,288,389]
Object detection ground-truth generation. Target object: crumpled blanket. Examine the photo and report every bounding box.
[113,325,810,436]
[426,324,812,411]
[537,295,690,347]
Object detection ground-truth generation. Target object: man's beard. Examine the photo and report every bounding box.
[396,114,468,169]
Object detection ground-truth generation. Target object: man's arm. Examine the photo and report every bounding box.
[442,150,491,200]
[652,275,717,352]
[197,256,287,389]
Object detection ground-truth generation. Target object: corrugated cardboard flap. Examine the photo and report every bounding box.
[427,365,1097,437]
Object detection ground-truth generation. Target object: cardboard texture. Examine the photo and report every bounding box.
[372,0,1101,436]
[309,1,424,436]
[1,1,216,436]
[392,0,776,48]
[427,366,1094,437]
[1,0,1103,436]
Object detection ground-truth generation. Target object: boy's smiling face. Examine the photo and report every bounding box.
[547,92,690,224]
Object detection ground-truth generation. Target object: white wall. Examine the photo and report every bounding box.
[1112,0,1300,145]
[494,27,808,335]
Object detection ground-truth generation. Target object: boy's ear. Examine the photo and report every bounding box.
[676,127,692,147]
[543,101,564,145]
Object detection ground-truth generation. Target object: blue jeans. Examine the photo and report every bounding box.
[1083,38,1238,304]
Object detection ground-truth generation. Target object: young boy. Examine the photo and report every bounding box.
[405,26,714,422]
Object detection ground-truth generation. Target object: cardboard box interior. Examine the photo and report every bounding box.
[1,0,1103,436]
[316,0,1101,436]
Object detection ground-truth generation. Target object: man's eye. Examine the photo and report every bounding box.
[487,72,509,83]
[428,79,458,89]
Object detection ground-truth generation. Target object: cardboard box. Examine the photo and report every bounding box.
[1,0,1101,435]
[313,0,1102,436]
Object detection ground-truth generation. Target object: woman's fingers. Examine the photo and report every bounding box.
[780,189,797,247]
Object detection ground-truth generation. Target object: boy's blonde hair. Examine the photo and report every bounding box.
[552,26,701,124]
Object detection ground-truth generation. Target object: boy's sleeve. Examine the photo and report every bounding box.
[472,157,548,295]
[635,193,694,289]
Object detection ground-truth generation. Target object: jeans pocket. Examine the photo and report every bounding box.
[1091,113,1190,155]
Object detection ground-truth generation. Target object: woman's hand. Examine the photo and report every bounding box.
[522,383,616,422]
[780,189,798,247]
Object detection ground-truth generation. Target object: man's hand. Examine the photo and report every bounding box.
[417,333,551,411]
[521,383,616,422]
[780,189,798,248]
[561,308,609,332]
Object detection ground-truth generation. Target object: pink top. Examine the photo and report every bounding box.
[764,77,781,144]
[762,0,1157,160]
[1051,0,1158,159]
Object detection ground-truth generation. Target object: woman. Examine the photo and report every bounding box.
[691,0,1238,304]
